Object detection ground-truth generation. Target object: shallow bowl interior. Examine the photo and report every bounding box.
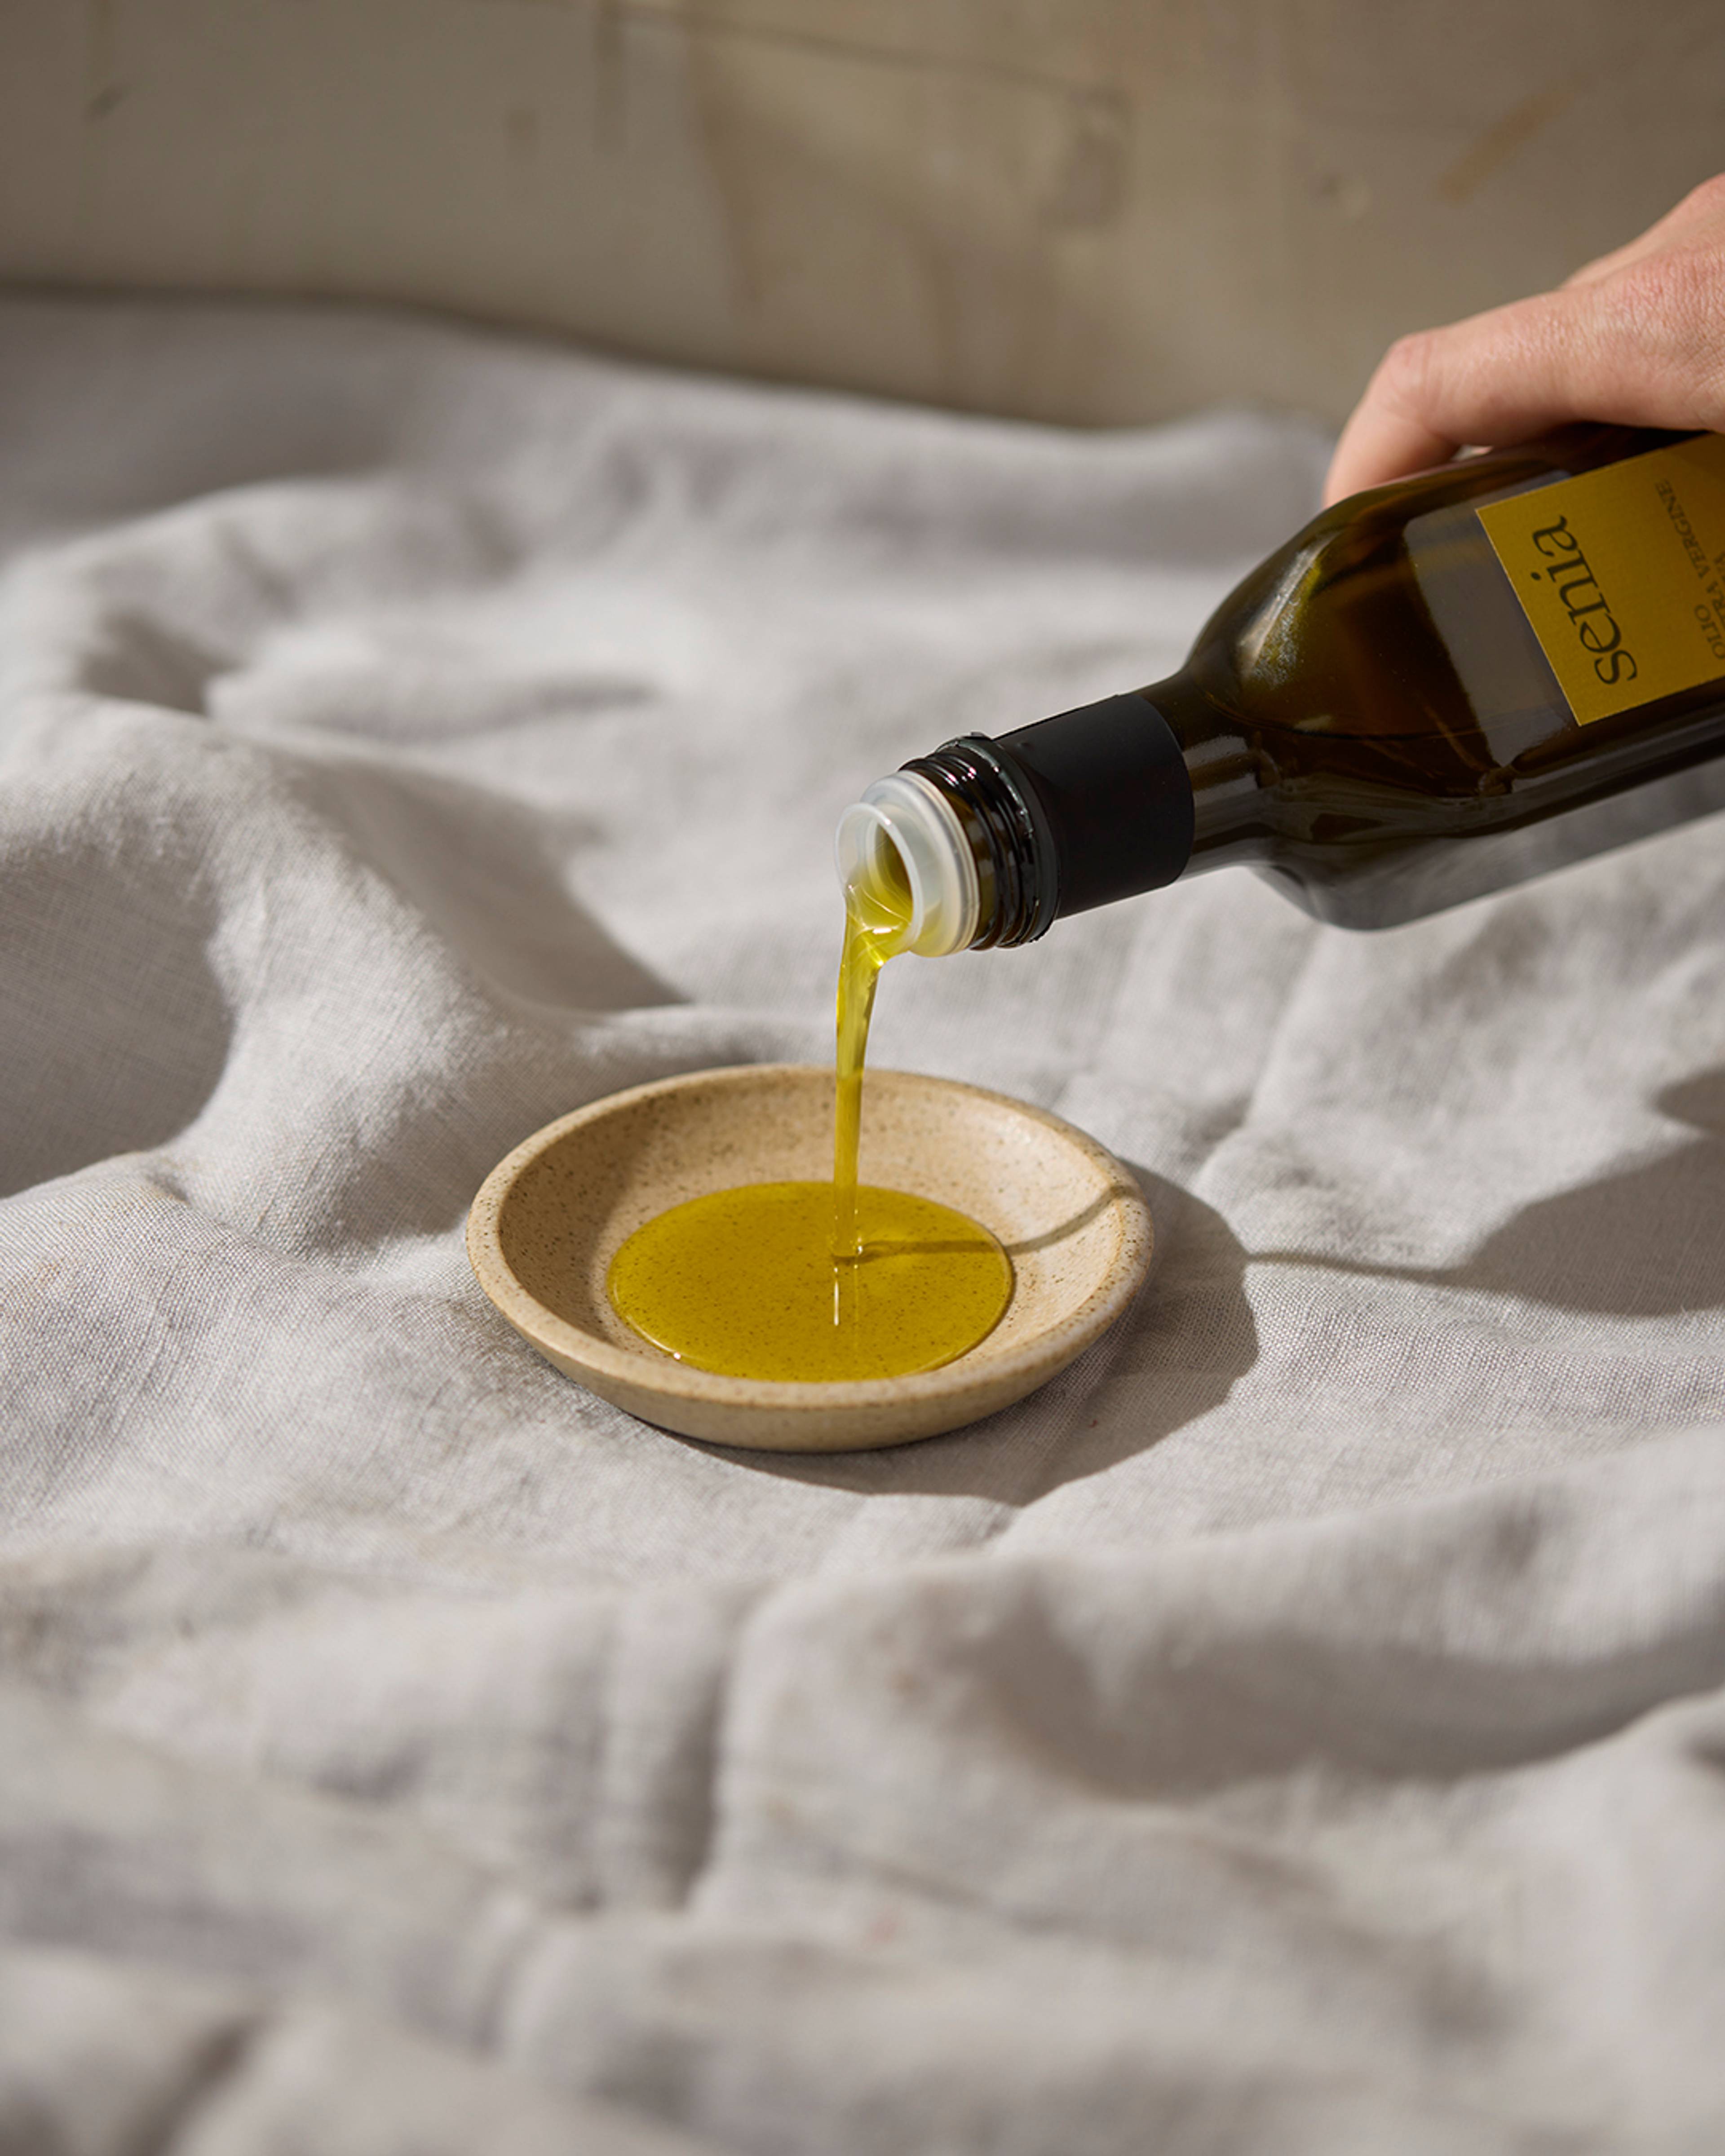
[467,1063,1150,1451]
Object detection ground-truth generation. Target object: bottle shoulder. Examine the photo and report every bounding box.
[1177,425,1725,793]
[1144,422,1725,916]
[1187,432,1651,737]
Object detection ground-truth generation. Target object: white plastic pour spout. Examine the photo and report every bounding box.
[834,772,979,957]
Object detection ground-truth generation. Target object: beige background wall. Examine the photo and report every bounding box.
[4,0,1725,427]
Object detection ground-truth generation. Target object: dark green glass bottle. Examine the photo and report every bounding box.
[836,426,1725,949]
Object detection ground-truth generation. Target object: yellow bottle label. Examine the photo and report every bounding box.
[1477,433,1725,724]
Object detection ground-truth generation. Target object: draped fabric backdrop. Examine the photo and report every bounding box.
[2,294,1724,2153]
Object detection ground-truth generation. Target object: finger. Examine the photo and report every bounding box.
[1325,294,1568,503]
[1323,277,1710,505]
[1323,339,1461,508]
[1566,173,1725,289]
[1566,236,1659,290]
[1327,176,1725,504]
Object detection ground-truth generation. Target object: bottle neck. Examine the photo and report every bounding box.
[1158,671,1273,869]
[897,737,1053,947]
[902,671,1259,947]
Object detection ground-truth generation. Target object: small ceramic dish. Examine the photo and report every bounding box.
[466,1063,1150,1452]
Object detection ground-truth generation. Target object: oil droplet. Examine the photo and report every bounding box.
[607,1180,1012,1382]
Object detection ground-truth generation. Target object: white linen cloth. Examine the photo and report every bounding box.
[3,292,1725,2154]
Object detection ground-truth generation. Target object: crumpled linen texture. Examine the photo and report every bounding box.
[3,293,1724,2154]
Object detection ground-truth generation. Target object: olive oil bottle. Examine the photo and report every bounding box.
[836,426,1725,945]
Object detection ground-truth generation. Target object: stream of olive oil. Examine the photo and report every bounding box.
[606,842,1012,1383]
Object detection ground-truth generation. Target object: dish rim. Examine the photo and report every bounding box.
[465,1061,1152,1418]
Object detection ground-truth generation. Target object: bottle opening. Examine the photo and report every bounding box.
[849,815,914,932]
[834,773,979,957]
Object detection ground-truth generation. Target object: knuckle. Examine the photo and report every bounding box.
[1574,245,1725,426]
[1675,172,1725,225]
[1373,331,1437,415]
[1600,249,1721,351]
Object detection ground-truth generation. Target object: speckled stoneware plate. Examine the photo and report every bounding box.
[466,1063,1151,1452]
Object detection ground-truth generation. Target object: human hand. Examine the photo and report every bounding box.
[1323,175,1725,505]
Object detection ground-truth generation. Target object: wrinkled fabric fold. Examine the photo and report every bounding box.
[2,293,1723,2152]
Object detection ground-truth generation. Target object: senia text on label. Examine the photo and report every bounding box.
[1527,515,1638,689]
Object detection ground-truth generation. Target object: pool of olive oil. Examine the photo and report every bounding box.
[606,844,1012,1383]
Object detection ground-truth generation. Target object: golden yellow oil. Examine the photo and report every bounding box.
[605,833,1012,1384]
[607,1180,1011,1382]
[832,832,913,1258]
